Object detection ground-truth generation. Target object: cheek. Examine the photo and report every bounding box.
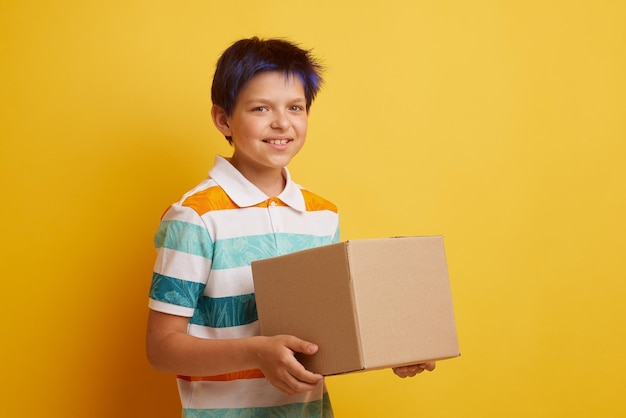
[295,119,308,135]
[235,118,262,138]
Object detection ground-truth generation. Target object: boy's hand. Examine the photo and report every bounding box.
[255,335,323,396]
[393,362,436,378]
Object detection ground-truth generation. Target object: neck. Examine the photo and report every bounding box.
[228,158,286,197]
[254,173,286,198]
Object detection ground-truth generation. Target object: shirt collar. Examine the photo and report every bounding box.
[208,155,306,212]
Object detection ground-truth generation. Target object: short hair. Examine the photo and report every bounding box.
[211,37,324,117]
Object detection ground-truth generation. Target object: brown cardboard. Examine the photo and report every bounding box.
[251,236,459,376]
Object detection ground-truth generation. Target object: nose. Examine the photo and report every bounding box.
[270,110,290,130]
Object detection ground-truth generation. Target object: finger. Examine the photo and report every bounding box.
[287,359,324,384]
[413,362,435,373]
[271,368,321,396]
[423,361,436,371]
[394,366,416,378]
[283,336,323,385]
[270,368,315,396]
[410,366,422,376]
[288,375,322,394]
[266,375,296,396]
[286,336,319,356]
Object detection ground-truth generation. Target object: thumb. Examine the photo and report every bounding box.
[287,336,318,355]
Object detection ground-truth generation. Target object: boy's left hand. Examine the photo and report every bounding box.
[393,362,436,378]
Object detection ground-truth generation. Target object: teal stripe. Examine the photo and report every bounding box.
[149,272,205,308]
[155,220,213,259]
[182,392,333,417]
[190,294,257,328]
[212,233,336,270]
[275,233,336,255]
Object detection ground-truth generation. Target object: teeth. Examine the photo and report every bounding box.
[266,139,289,145]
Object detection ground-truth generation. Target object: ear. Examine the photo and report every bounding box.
[211,105,232,137]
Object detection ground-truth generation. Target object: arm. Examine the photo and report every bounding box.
[145,309,323,395]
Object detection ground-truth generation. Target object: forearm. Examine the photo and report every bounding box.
[147,330,264,376]
[146,309,325,396]
[146,309,266,376]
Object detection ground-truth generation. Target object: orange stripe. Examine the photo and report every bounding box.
[301,189,338,213]
[181,185,239,214]
[266,198,288,208]
[181,185,336,215]
[177,369,265,382]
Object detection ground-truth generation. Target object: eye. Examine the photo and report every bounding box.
[289,105,305,112]
[252,106,269,112]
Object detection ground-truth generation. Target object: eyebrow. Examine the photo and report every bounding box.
[243,97,306,105]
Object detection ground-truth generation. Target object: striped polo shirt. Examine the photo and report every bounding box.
[149,155,339,417]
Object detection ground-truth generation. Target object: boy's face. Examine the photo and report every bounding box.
[214,71,308,177]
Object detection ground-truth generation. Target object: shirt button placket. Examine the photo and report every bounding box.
[268,199,281,252]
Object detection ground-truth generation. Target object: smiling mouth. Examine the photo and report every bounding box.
[263,138,291,145]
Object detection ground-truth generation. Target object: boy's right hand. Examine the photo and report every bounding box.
[254,335,323,396]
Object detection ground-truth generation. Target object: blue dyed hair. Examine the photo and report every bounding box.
[211,37,324,143]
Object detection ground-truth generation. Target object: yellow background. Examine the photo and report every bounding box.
[1,1,625,417]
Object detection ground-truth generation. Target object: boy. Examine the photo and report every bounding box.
[146,37,434,417]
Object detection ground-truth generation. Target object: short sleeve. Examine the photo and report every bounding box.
[148,204,214,317]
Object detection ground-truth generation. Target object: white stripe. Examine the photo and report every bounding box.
[154,248,211,284]
[177,178,217,203]
[187,321,259,339]
[203,207,274,239]
[274,208,338,236]
[149,299,194,317]
[178,377,326,409]
[162,204,208,226]
[205,206,337,240]
[204,266,254,298]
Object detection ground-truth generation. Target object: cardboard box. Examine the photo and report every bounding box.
[251,236,460,376]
